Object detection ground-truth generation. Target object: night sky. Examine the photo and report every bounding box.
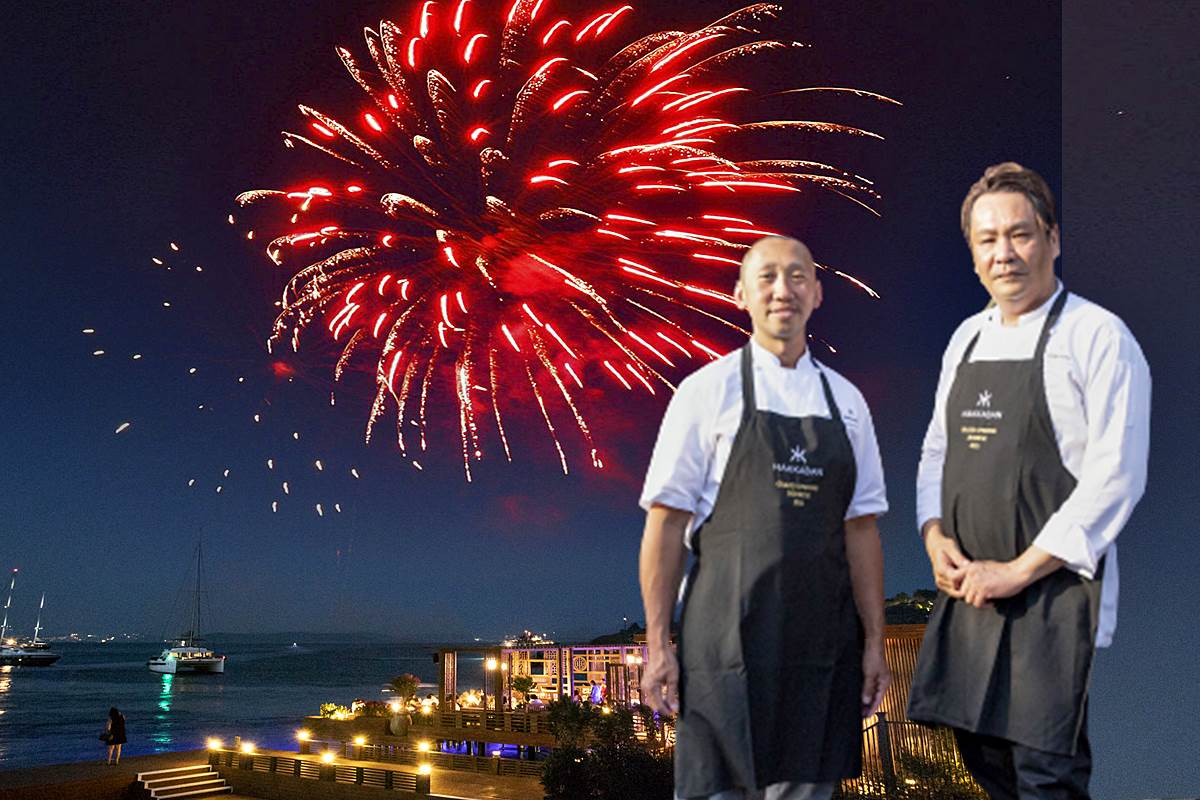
[3,0,1196,796]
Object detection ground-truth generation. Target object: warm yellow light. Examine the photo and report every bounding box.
[420,706,432,715]
[206,738,222,750]
[240,742,256,754]
[601,707,612,715]
[388,700,401,713]
[625,654,635,664]
[320,751,335,764]
[417,741,431,752]
[485,657,497,670]
[353,736,366,746]
[296,729,311,741]
[418,763,432,775]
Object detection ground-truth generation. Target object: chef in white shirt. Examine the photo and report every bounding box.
[638,236,890,800]
[907,162,1151,800]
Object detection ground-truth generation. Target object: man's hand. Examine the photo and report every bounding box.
[860,640,891,718]
[638,504,691,717]
[922,519,969,597]
[641,646,680,715]
[959,545,1064,608]
[960,560,1024,608]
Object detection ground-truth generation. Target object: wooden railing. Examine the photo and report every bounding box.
[631,711,676,749]
[412,708,555,735]
[408,706,675,747]
[838,714,985,799]
[311,738,544,779]
[208,747,430,793]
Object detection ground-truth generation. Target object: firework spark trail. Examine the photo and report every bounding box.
[236,0,897,477]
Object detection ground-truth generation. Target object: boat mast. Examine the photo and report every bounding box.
[33,593,45,644]
[188,542,203,647]
[1,569,15,643]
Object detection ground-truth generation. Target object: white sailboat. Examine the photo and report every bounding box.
[0,569,61,667]
[147,545,225,675]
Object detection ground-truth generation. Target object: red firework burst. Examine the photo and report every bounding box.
[235,0,896,480]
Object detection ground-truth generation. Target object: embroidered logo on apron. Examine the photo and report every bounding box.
[959,387,1005,449]
[773,444,825,506]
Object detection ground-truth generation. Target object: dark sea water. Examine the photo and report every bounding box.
[0,640,481,771]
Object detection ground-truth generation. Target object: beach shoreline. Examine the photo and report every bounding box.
[0,746,545,800]
[0,748,208,799]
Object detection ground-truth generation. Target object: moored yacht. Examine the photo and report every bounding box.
[0,571,61,667]
[147,544,226,675]
[147,642,225,674]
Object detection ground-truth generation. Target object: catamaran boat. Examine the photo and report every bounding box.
[147,544,226,675]
[0,569,62,667]
[147,642,225,674]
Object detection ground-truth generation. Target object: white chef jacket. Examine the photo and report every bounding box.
[916,283,1151,647]
[641,337,889,548]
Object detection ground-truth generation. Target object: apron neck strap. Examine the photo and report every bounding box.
[816,365,845,426]
[740,344,756,422]
[1034,289,1069,361]
[959,288,1069,365]
[741,344,844,425]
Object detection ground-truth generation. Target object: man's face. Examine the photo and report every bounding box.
[968,191,1060,309]
[735,239,822,344]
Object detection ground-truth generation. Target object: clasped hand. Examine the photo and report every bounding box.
[924,523,1029,608]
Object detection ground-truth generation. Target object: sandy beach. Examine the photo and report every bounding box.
[0,749,210,800]
[0,747,544,800]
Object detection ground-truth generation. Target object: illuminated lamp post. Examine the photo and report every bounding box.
[206,737,223,767]
[417,762,432,793]
[238,741,256,770]
[485,656,498,712]
[501,660,510,711]
[296,729,311,755]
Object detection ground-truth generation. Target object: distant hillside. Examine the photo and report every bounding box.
[885,590,936,624]
[206,631,394,644]
[590,622,646,645]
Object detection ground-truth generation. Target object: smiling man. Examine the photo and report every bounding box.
[638,236,890,800]
[907,163,1152,799]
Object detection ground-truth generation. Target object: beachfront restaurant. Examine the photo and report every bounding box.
[436,641,648,710]
[287,625,978,796]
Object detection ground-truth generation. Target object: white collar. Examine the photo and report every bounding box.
[749,337,816,371]
[983,280,1064,328]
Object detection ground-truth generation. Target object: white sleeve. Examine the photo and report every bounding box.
[915,322,973,533]
[1032,321,1151,578]
[846,390,888,520]
[639,377,712,515]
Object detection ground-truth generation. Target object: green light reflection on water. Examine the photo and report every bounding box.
[151,673,174,747]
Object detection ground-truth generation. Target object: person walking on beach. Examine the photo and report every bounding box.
[639,236,890,800]
[103,707,127,765]
[906,163,1151,799]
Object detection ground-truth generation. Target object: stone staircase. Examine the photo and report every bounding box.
[136,763,232,799]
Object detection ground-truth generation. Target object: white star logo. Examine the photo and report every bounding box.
[789,446,808,464]
[977,391,992,408]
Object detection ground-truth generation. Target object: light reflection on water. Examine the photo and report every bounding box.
[0,641,439,770]
[151,674,174,748]
[0,666,11,761]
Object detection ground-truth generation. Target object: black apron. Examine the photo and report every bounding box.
[675,345,863,797]
[907,291,1102,756]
